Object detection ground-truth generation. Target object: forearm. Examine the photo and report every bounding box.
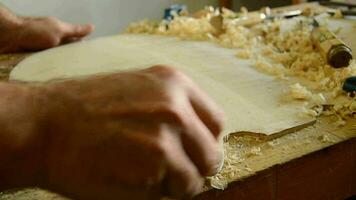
[0,5,22,28]
[0,83,46,191]
[0,5,94,54]
[0,6,23,53]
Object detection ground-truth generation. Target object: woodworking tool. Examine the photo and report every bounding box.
[311,19,353,68]
[320,1,356,9]
[229,7,356,28]
[226,9,302,27]
[343,76,356,93]
[164,4,187,20]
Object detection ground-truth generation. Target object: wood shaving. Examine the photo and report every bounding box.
[125,9,355,123]
[333,9,343,19]
[302,107,319,117]
[236,49,252,59]
[290,83,313,100]
[311,93,327,105]
[267,140,280,147]
[246,147,262,157]
[318,135,336,143]
[125,7,356,190]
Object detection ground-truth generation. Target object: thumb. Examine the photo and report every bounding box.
[61,23,95,38]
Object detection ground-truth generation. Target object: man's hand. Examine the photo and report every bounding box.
[0,7,94,53]
[0,66,224,200]
[13,17,94,52]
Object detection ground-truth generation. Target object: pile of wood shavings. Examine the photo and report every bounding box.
[257,19,355,118]
[125,6,356,125]
[208,135,263,190]
[207,117,349,190]
[125,7,356,189]
[126,7,219,41]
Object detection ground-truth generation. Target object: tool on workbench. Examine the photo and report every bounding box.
[327,8,356,16]
[320,0,356,9]
[164,4,187,20]
[204,7,302,30]
[227,7,351,28]
[343,76,356,93]
[317,1,356,17]
[311,19,353,68]
[226,8,303,27]
[218,3,356,28]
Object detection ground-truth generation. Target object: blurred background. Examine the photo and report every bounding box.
[0,0,294,38]
[1,0,355,38]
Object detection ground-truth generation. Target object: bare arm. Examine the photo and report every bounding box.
[0,83,45,190]
[0,6,94,53]
[0,66,224,199]
[0,5,22,27]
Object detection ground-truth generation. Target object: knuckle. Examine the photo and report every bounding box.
[159,102,179,114]
[45,35,61,47]
[150,136,169,158]
[159,102,187,125]
[214,110,225,133]
[43,17,63,32]
[73,25,83,33]
[150,65,175,73]
[204,106,225,136]
[44,16,58,23]
[149,65,184,80]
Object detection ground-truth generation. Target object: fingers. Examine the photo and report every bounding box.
[187,82,225,138]
[141,65,224,175]
[160,124,203,198]
[61,37,82,44]
[147,65,225,138]
[143,66,225,138]
[180,103,223,176]
[61,23,94,40]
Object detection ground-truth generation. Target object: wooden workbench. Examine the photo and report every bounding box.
[218,0,305,9]
[0,49,355,200]
[195,118,356,200]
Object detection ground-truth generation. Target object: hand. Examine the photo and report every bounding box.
[0,14,93,53]
[35,66,224,199]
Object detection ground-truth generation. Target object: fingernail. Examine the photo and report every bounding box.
[86,24,95,31]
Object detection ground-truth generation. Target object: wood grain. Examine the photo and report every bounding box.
[10,34,315,141]
[194,138,356,200]
[219,0,232,9]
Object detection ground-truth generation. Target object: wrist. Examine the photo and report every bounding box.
[0,6,24,28]
[0,7,24,53]
[0,83,49,190]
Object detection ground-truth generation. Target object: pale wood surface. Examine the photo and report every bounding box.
[0,43,355,200]
[1,3,355,199]
[10,35,316,141]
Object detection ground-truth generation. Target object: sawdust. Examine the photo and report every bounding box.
[1,7,353,198]
[125,7,356,190]
[290,83,313,100]
[0,189,68,200]
[236,49,252,59]
[318,134,337,143]
[126,7,356,124]
[206,117,348,190]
